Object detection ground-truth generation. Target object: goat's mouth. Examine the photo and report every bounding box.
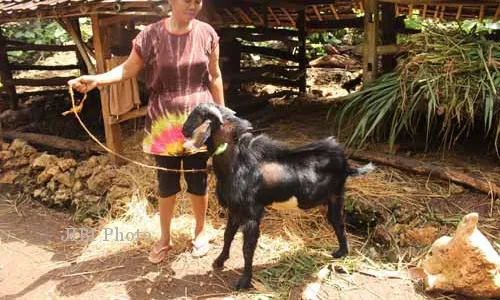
[183,138,204,151]
[182,119,212,152]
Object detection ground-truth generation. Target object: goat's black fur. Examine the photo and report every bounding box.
[183,103,375,290]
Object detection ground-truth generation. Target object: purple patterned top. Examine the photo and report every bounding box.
[133,18,219,156]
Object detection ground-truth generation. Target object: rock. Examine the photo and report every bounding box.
[400,226,439,247]
[1,143,9,151]
[87,169,116,195]
[47,179,57,192]
[0,150,14,162]
[18,144,37,157]
[57,158,77,172]
[37,166,61,185]
[87,155,110,168]
[54,171,74,188]
[3,156,29,169]
[72,180,83,193]
[9,139,27,152]
[422,213,500,298]
[0,170,18,184]
[83,195,101,203]
[31,153,58,169]
[54,188,72,205]
[33,188,49,199]
[75,163,92,179]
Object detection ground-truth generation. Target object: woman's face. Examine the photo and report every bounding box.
[169,0,203,23]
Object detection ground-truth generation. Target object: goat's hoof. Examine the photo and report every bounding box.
[212,257,226,270]
[234,276,251,290]
[332,248,348,258]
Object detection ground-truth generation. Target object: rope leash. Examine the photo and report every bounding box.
[63,85,208,173]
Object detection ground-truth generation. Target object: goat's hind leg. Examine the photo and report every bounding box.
[327,191,349,258]
[213,212,239,269]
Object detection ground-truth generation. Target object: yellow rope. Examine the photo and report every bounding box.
[63,86,207,173]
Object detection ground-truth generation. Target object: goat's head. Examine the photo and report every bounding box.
[182,103,247,153]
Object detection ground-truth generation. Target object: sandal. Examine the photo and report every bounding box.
[191,239,211,257]
[148,243,171,264]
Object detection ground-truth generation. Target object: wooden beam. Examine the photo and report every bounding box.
[9,64,80,71]
[312,5,323,21]
[479,5,485,22]
[8,77,75,86]
[249,7,265,25]
[236,8,253,24]
[495,5,500,22]
[423,4,428,18]
[307,17,364,31]
[224,8,239,23]
[456,5,463,19]
[281,8,296,27]
[267,7,280,26]
[91,14,123,165]
[354,44,409,56]
[240,45,300,62]
[2,131,103,153]
[218,27,298,37]
[5,44,76,52]
[434,6,440,18]
[363,0,379,84]
[381,3,397,73]
[408,4,414,17]
[440,5,446,19]
[17,89,67,98]
[329,4,340,20]
[297,9,307,93]
[98,14,160,27]
[68,18,89,75]
[0,29,17,109]
[377,0,498,4]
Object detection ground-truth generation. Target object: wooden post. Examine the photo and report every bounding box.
[363,0,379,84]
[381,3,397,73]
[0,28,18,109]
[298,9,307,94]
[69,18,89,75]
[91,15,123,165]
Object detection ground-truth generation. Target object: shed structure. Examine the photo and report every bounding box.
[0,0,498,163]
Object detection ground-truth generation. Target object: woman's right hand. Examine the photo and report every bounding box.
[68,75,100,93]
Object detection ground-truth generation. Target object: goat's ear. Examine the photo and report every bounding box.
[219,105,236,116]
[205,104,224,125]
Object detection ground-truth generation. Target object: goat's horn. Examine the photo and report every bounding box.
[206,105,224,124]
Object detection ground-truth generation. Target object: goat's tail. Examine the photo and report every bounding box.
[347,162,376,177]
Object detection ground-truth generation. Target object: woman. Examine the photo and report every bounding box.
[69,0,224,263]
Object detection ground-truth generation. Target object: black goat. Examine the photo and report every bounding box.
[182,103,375,290]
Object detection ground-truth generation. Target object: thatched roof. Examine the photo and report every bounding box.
[0,0,498,26]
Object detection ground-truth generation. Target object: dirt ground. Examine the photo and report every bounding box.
[0,195,433,300]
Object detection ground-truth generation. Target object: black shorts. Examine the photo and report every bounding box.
[154,153,209,198]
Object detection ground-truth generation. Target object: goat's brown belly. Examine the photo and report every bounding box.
[269,196,301,211]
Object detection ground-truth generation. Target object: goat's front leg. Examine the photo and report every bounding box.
[328,193,349,258]
[235,218,260,290]
[213,212,239,269]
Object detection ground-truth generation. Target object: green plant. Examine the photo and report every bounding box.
[2,20,73,64]
[334,23,500,154]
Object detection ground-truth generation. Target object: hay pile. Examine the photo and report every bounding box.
[336,22,500,153]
